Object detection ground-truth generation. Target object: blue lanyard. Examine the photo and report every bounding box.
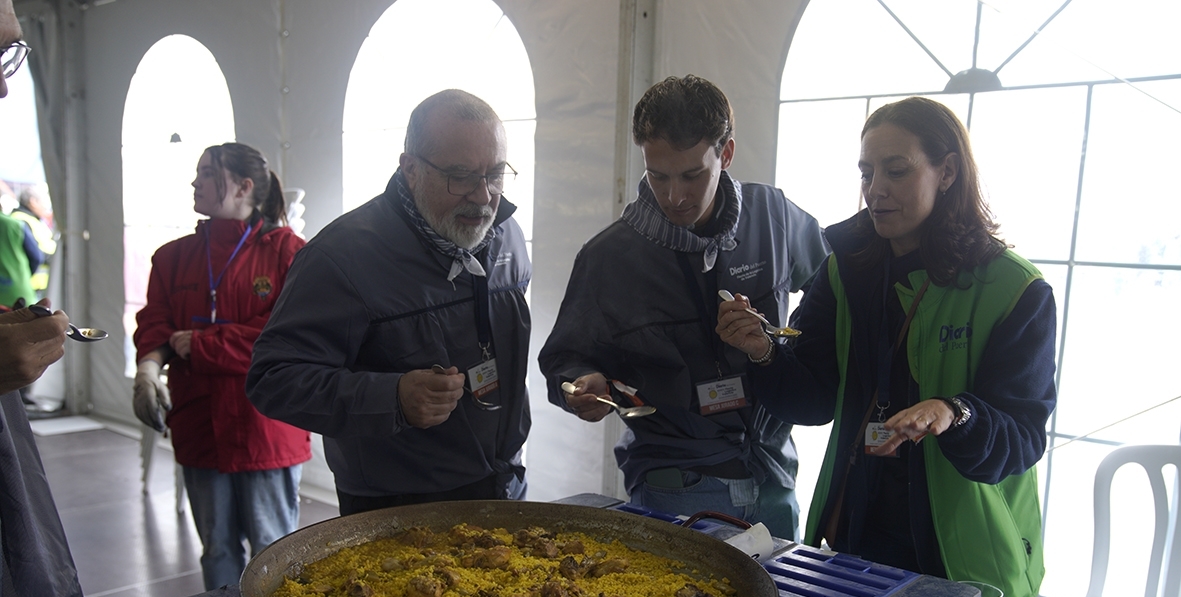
[205,223,253,323]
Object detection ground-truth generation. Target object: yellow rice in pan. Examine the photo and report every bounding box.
[272,523,737,597]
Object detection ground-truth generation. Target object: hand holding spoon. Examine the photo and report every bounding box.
[561,381,655,419]
[717,290,801,338]
[432,364,501,411]
[28,304,109,342]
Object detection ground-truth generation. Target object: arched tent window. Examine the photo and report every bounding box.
[342,0,536,248]
[122,35,235,375]
[776,2,1181,594]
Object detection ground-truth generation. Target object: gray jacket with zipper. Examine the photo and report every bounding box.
[538,174,828,494]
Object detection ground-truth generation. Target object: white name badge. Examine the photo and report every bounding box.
[467,358,500,399]
[696,375,749,415]
[865,422,899,458]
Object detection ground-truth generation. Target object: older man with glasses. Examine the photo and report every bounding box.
[248,89,532,515]
[0,1,82,595]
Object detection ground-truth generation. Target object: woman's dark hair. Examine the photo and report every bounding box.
[204,142,287,229]
[855,97,1005,286]
[633,74,734,154]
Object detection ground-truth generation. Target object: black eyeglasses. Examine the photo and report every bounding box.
[415,155,517,196]
[2,41,30,79]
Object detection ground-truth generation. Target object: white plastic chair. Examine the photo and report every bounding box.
[139,424,186,514]
[283,188,307,239]
[1086,444,1181,597]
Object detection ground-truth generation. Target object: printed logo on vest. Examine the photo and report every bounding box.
[939,322,972,353]
[727,260,766,282]
[253,276,273,299]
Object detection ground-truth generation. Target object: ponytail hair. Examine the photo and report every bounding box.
[204,142,289,229]
[261,170,288,226]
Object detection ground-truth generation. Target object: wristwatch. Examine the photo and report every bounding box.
[942,396,972,428]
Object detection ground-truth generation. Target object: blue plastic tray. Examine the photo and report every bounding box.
[765,543,920,597]
[609,502,921,597]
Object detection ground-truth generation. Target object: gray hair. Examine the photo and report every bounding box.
[404,89,501,157]
[17,184,46,209]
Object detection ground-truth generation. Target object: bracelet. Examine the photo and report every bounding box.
[749,334,775,365]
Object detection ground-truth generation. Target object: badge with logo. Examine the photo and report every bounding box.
[253,276,273,298]
[466,358,500,399]
[865,422,900,458]
[696,374,748,415]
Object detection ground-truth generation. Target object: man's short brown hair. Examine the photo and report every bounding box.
[632,74,734,154]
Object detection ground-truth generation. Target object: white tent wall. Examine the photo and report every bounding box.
[653,0,805,185]
[64,0,805,503]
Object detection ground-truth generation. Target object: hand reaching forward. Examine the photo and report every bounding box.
[398,366,465,429]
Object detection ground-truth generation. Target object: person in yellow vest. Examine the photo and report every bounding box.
[10,184,55,297]
[0,209,40,309]
[717,97,1056,597]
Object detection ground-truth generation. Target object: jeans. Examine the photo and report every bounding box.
[630,470,800,541]
[183,465,302,590]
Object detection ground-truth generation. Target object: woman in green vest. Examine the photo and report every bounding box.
[717,97,1057,597]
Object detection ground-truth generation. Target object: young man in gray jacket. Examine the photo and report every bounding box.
[248,89,531,515]
[539,75,828,540]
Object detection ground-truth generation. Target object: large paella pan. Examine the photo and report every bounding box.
[240,500,778,596]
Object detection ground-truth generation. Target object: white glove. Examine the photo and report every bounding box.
[133,360,171,433]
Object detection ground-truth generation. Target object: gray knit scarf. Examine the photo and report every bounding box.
[621,170,741,272]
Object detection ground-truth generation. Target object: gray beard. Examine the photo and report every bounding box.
[413,193,494,250]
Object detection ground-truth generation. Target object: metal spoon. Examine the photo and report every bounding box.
[562,381,656,419]
[27,304,109,342]
[717,290,801,338]
[432,364,501,411]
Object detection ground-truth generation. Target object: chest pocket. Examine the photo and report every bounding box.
[357,300,481,374]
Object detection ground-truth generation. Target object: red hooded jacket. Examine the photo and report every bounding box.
[134,218,310,472]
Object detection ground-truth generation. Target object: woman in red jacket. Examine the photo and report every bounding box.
[132,142,311,590]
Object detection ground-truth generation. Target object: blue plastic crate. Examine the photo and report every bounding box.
[765,543,920,597]
[609,502,921,597]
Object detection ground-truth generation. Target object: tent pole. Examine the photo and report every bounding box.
[602,0,655,501]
